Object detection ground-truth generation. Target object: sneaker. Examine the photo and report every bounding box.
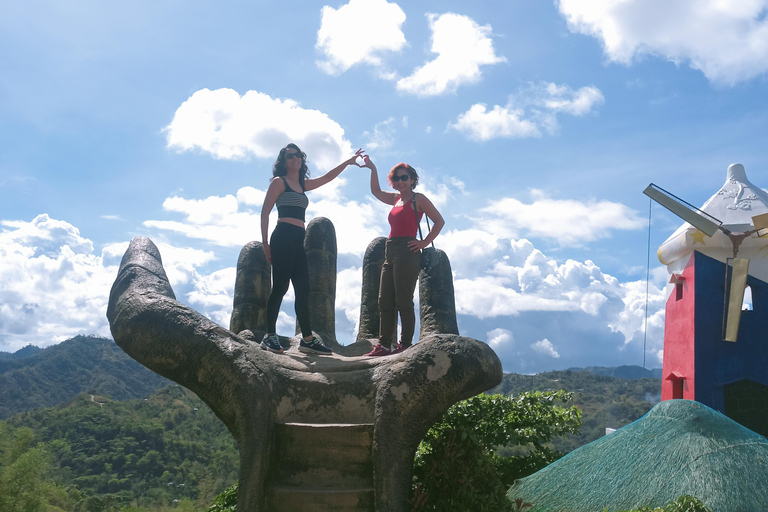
[391,342,409,354]
[260,333,283,354]
[364,343,392,357]
[299,336,332,355]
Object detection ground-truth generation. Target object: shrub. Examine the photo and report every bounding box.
[206,482,237,512]
[410,391,581,512]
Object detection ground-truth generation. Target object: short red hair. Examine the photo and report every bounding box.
[387,163,419,189]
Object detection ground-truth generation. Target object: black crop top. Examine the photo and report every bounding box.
[275,177,308,222]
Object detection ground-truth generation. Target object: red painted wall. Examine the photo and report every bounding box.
[661,254,697,401]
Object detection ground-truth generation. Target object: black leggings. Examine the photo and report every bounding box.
[266,222,312,338]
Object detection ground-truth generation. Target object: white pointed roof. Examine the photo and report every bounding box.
[658,163,768,282]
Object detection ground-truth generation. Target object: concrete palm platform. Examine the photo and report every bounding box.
[107,219,502,511]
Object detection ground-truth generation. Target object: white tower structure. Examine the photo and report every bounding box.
[658,163,768,284]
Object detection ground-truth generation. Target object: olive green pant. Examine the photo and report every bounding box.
[378,237,421,348]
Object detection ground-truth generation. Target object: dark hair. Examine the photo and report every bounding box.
[387,163,419,190]
[273,143,310,190]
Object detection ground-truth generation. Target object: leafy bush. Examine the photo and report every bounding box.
[207,482,237,512]
[615,494,712,512]
[410,391,581,512]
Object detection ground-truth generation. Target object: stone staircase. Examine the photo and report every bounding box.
[265,423,375,512]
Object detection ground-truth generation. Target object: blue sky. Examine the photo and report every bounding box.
[2,0,767,373]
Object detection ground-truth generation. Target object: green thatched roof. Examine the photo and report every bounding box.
[508,399,768,512]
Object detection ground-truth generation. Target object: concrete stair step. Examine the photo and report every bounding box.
[272,423,374,488]
[266,486,374,512]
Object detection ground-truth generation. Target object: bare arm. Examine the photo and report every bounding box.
[260,178,284,263]
[304,149,364,191]
[408,194,445,251]
[362,155,398,205]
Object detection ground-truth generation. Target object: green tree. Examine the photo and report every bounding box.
[411,391,581,512]
[0,425,50,512]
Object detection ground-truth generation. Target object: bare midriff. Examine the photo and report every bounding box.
[277,218,305,229]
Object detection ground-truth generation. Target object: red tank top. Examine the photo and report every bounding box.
[388,199,423,238]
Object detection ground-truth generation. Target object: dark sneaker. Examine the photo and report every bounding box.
[299,336,332,355]
[261,333,283,354]
[391,342,409,354]
[364,343,392,357]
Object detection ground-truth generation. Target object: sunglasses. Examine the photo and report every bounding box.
[285,152,304,160]
[392,174,411,182]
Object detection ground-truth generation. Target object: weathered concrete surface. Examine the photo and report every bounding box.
[107,228,502,512]
[419,248,459,338]
[357,237,387,343]
[230,241,271,335]
[304,217,337,342]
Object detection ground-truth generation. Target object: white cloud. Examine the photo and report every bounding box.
[478,189,644,246]
[397,12,505,96]
[449,82,604,141]
[450,103,541,140]
[164,88,354,172]
[336,266,364,339]
[143,192,261,248]
[532,338,560,358]
[186,266,236,328]
[0,178,665,371]
[0,214,232,353]
[363,117,398,150]
[0,215,114,351]
[487,328,513,348]
[453,251,623,319]
[316,0,407,76]
[557,0,768,86]
[143,183,388,258]
[608,278,666,349]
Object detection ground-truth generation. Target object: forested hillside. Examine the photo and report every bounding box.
[490,370,661,451]
[0,336,663,510]
[2,385,238,511]
[0,336,170,419]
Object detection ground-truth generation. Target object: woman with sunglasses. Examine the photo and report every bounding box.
[361,156,444,356]
[260,143,364,355]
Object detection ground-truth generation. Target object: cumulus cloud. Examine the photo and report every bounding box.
[164,88,354,171]
[453,245,625,319]
[532,338,560,358]
[363,117,398,150]
[608,278,666,350]
[397,12,505,96]
[0,215,114,351]
[487,328,513,348]
[478,189,644,247]
[316,0,407,75]
[336,266,364,340]
[557,0,768,86]
[449,82,605,141]
[143,192,263,248]
[143,184,387,257]
[0,215,232,352]
[0,174,666,371]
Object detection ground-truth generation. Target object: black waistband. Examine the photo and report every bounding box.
[277,205,306,222]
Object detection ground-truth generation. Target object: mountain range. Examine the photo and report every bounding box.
[0,335,170,419]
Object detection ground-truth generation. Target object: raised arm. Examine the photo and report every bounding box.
[304,149,364,191]
[408,194,445,251]
[260,178,284,264]
[362,155,398,205]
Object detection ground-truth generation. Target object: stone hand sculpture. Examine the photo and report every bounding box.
[107,218,502,512]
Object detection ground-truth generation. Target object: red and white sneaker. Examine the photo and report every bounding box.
[364,343,392,357]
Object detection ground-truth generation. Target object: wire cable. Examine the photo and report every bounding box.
[643,196,652,370]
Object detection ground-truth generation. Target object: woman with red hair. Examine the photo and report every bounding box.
[361,156,444,356]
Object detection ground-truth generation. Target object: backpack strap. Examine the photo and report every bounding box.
[412,194,434,248]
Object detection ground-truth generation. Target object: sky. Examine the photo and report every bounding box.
[1,0,768,374]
